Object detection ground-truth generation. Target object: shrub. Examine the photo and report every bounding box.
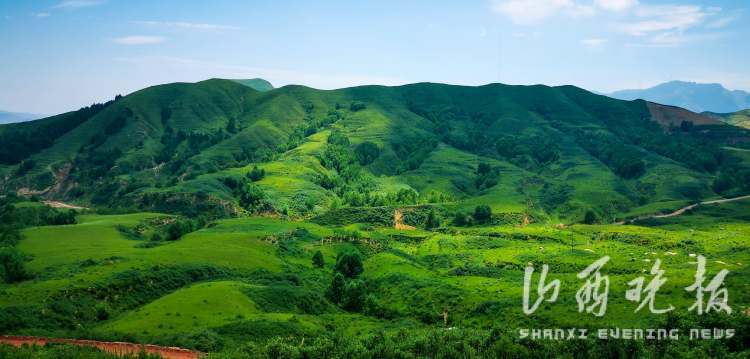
[247,165,266,182]
[334,252,364,278]
[312,250,325,268]
[0,247,29,283]
[472,205,492,224]
[354,141,380,166]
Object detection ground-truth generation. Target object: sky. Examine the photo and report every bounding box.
[0,0,748,115]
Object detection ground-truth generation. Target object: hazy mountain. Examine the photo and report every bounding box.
[608,81,750,113]
[0,110,45,124]
[231,78,274,92]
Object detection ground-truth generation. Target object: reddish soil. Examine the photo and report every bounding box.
[647,102,724,128]
[0,336,201,359]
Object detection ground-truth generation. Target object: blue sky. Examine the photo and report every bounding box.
[0,0,748,114]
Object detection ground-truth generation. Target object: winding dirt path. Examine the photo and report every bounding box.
[617,194,750,225]
[0,336,201,358]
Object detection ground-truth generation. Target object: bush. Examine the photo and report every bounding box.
[354,141,380,166]
[247,166,266,182]
[334,252,364,278]
[472,205,492,224]
[0,247,29,283]
[312,250,325,268]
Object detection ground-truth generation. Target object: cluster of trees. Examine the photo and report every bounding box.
[0,98,117,165]
[223,175,272,213]
[574,130,646,179]
[149,216,209,242]
[474,162,499,190]
[495,134,561,171]
[326,252,367,311]
[318,130,418,207]
[452,205,492,226]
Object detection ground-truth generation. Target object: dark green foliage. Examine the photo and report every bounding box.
[472,205,492,224]
[247,166,266,182]
[540,183,574,212]
[349,102,366,112]
[583,209,598,224]
[327,272,346,304]
[237,181,272,213]
[243,284,334,315]
[474,162,499,190]
[0,265,232,333]
[354,141,380,165]
[334,251,363,278]
[341,279,366,311]
[312,250,325,268]
[425,208,440,229]
[0,99,115,165]
[15,159,35,175]
[0,247,29,283]
[452,212,469,226]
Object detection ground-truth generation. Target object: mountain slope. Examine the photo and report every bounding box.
[704,109,750,129]
[608,80,750,113]
[2,79,749,222]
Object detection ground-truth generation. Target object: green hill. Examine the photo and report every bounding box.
[2,79,750,358]
[1,79,749,222]
[705,109,750,129]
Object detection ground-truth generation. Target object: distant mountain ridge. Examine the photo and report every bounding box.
[0,110,45,124]
[230,78,274,92]
[608,81,750,113]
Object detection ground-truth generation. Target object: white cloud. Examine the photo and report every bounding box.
[705,13,739,29]
[594,0,638,12]
[581,38,608,46]
[135,21,240,31]
[112,35,166,45]
[619,5,718,36]
[32,12,51,18]
[53,0,103,8]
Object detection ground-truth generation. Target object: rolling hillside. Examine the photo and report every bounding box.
[1,79,749,223]
[705,109,750,129]
[2,79,750,358]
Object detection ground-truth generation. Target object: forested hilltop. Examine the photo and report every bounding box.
[1,79,749,223]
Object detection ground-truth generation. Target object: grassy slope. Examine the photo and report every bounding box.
[1,201,748,345]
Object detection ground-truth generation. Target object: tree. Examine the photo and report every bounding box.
[452,212,468,226]
[334,252,363,278]
[342,279,366,311]
[473,205,492,224]
[327,273,346,304]
[227,118,238,134]
[425,208,440,230]
[0,248,29,283]
[247,166,265,182]
[583,210,598,225]
[355,141,380,166]
[312,250,325,268]
[349,102,366,112]
[476,162,491,176]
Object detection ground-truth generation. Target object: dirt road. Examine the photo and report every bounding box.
[617,194,750,225]
[0,336,201,358]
